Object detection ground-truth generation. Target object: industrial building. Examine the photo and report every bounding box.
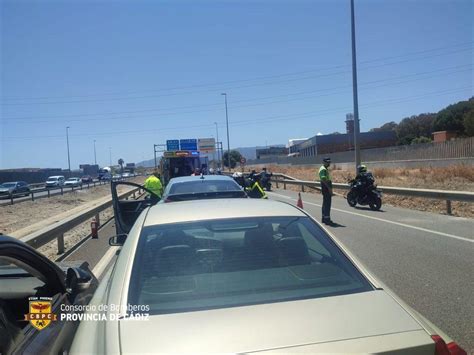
[291,114,397,157]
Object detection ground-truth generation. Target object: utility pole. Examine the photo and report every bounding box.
[351,0,361,173]
[93,140,97,165]
[214,122,220,169]
[154,144,158,170]
[221,93,231,171]
[66,126,71,171]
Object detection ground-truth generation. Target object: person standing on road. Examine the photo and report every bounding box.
[144,170,163,199]
[319,157,334,225]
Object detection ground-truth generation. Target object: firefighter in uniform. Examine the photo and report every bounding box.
[144,170,163,199]
[319,157,334,225]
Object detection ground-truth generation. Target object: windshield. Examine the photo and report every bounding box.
[0,183,16,188]
[128,216,372,315]
[167,180,242,195]
[66,178,77,181]
[47,178,58,182]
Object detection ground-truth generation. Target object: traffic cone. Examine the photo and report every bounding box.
[297,192,304,209]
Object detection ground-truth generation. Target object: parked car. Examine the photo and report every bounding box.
[81,175,93,184]
[0,181,30,198]
[161,175,247,202]
[69,197,466,354]
[64,178,83,187]
[45,176,65,188]
[0,235,98,354]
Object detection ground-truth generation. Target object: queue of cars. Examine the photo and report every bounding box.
[0,175,467,354]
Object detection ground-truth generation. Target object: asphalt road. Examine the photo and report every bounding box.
[60,189,474,352]
[268,189,474,353]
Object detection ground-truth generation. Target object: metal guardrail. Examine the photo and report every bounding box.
[20,187,142,254]
[271,175,474,214]
[1,177,138,206]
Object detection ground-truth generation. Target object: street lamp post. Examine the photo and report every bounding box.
[214,122,220,169]
[221,93,231,171]
[93,140,97,165]
[66,126,71,171]
[350,0,361,173]
[109,147,112,166]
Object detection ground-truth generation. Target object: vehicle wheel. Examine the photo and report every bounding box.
[347,191,357,207]
[369,197,382,211]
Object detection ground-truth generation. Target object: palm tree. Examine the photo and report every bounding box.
[118,158,124,174]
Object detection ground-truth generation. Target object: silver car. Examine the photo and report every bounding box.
[70,199,466,354]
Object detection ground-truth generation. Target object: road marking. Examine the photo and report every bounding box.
[92,246,119,279]
[269,192,474,244]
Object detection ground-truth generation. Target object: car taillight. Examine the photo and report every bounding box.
[431,335,467,355]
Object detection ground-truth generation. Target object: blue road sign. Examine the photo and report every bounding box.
[166,140,180,151]
[180,139,197,150]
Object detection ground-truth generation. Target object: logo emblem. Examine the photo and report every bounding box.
[24,297,57,330]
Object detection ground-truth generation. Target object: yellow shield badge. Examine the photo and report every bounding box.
[24,297,57,330]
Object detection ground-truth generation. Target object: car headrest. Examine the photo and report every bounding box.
[277,237,311,266]
[156,245,194,276]
[244,224,274,250]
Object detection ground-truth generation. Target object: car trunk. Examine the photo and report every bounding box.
[119,290,434,353]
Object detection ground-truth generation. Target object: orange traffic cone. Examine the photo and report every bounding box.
[297,193,304,209]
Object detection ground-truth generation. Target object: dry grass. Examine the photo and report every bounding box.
[247,164,474,218]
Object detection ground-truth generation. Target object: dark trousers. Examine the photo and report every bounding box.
[322,185,332,221]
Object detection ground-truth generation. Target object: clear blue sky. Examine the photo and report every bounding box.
[1,0,472,169]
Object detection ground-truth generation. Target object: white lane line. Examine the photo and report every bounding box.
[92,246,119,279]
[269,192,474,244]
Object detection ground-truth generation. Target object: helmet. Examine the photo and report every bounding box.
[323,157,331,164]
[357,164,367,173]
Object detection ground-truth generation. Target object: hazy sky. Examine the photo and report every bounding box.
[1,0,472,169]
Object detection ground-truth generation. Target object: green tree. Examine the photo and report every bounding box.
[118,158,124,174]
[396,113,435,145]
[464,110,474,136]
[370,121,398,132]
[222,150,242,169]
[411,136,432,145]
[432,98,474,134]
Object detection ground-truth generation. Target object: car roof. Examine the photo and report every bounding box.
[168,175,235,184]
[144,198,305,226]
[48,175,64,178]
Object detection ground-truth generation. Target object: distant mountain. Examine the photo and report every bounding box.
[136,158,155,168]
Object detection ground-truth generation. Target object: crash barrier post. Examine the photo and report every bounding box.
[446,200,452,215]
[57,233,65,254]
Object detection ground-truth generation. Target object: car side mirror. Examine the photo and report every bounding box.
[109,234,127,246]
[66,267,94,296]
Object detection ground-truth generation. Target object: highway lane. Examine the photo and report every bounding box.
[268,189,474,353]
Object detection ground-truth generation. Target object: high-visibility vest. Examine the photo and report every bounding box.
[318,165,331,182]
[144,176,163,198]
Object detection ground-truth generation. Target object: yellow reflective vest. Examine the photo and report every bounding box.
[144,175,163,198]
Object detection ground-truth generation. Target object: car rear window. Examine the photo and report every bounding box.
[168,180,242,195]
[128,217,373,315]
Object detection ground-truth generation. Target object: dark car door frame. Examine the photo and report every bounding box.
[111,181,159,235]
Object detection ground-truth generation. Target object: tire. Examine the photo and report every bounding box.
[347,190,357,207]
[369,196,382,211]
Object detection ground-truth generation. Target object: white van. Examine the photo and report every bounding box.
[45,175,65,188]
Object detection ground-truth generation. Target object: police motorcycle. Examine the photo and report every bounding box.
[259,168,273,191]
[232,171,268,199]
[346,165,382,211]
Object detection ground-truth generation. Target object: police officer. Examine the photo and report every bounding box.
[144,169,163,199]
[319,157,334,225]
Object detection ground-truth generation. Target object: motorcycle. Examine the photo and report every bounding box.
[346,175,382,211]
